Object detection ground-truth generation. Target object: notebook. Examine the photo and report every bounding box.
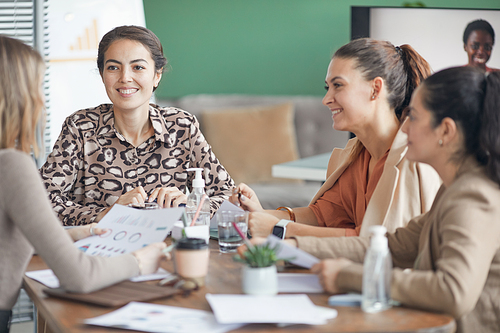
[44,280,180,307]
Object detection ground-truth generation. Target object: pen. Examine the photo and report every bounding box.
[189,194,207,227]
[162,243,175,255]
[231,221,254,253]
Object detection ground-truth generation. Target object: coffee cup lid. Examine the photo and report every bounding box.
[176,238,208,250]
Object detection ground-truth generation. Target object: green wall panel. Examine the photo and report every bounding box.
[143,0,500,99]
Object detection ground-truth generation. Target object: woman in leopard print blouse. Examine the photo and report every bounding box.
[40,26,234,226]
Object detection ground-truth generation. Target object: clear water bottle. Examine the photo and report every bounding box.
[185,168,211,228]
[362,225,392,313]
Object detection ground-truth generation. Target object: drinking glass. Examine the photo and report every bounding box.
[217,211,248,253]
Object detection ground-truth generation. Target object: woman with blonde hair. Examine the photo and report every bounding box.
[0,35,167,332]
[233,38,441,238]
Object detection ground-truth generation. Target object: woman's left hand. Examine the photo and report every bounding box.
[311,258,353,294]
[67,223,107,242]
[148,187,187,208]
[248,212,280,238]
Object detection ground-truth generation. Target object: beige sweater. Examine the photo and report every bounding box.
[0,149,139,310]
[297,160,500,333]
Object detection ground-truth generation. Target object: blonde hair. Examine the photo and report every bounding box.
[0,35,45,156]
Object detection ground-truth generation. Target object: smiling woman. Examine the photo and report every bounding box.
[463,19,499,72]
[39,26,234,226]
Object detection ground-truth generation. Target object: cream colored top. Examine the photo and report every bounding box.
[0,149,139,310]
[310,125,441,236]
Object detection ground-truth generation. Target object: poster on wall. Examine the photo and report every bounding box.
[45,0,146,149]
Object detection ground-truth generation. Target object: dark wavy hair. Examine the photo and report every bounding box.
[463,19,495,45]
[334,38,431,120]
[97,26,167,92]
[421,67,500,186]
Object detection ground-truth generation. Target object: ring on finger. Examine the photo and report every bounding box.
[90,226,96,236]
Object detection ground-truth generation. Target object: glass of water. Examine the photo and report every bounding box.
[217,211,248,253]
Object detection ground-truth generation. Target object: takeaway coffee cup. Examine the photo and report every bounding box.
[173,238,209,286]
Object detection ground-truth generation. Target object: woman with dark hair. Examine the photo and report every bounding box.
[270,67,500,332]
[40,26,234,226]
[232,38,441,238]
[0,35,168,333]
[463,19,499,72]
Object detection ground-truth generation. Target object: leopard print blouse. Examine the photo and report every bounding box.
[40,104,234,226]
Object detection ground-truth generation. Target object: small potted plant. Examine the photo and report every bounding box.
[234,243,283,295]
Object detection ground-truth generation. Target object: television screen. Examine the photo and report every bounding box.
[351,7,500,72]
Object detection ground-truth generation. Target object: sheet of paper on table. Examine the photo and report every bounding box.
[25,268,173,288]
[84,301,243,333]
[278,273,323,293]
[206,294,337,325]
[73,204,183,257]
[210,200,244,229]
[265,234,320,269]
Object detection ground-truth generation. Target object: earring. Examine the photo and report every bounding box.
[371,95,376,100]
[438,139,443,146]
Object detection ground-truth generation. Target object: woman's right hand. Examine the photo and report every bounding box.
[131,242,168,275]
[115,186,148,206]
[230,183,264,212]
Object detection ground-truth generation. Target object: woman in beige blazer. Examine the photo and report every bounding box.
[279,67,500,332]
[232,38,441,238]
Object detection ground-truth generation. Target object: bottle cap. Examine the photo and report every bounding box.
[369,225,388,250]
[187,168,205,188]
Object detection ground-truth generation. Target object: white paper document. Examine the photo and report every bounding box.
[26,268,172,288]
[206,294,336,325]
[265,235,320,268]
[74,204,183,257]
[278,273,323,293]
[85,301,243,333]
[210,200,244,229]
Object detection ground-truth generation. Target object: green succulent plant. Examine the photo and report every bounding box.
[234,243,287,268]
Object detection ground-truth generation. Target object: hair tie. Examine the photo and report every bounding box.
[395,46,402,56]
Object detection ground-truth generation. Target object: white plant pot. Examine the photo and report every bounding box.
[242,265,278,295]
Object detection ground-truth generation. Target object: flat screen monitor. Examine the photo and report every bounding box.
[351,7,500,72]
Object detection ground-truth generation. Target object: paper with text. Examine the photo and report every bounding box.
[73,204,183,257]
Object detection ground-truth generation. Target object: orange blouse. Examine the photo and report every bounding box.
[309,147,389,236]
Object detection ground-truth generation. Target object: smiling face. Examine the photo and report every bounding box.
[464,30,494,69]
[101,39,161,115]
[402,86,442,165]
[322,57,374,134]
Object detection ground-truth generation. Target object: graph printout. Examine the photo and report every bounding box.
[74,204,183,257]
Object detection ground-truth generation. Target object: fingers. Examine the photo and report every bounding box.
[149,187,186,208]
[88,223,107,236]
[116,186,147,206]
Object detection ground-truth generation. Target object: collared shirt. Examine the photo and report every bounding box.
[40,104,234,226]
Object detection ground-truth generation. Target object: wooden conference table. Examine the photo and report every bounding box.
[23,240,456,333]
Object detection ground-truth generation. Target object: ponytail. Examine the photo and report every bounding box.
[480,72,500,185]
[398,45,431,118]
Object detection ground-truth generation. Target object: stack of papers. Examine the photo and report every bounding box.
[206,294,337,326]
[85,302,243,333]
[26,268,172,288]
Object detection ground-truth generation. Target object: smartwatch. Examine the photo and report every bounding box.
[272,219,292,239]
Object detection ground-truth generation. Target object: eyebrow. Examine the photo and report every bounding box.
[326,76,342,84]
[104,58,149,65]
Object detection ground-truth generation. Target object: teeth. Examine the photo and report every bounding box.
[119,89,137,94]
[474,58,486,64]
[332,109,343,115]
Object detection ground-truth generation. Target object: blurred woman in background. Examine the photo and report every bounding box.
[0,35,167,332]
[463,19,499,72]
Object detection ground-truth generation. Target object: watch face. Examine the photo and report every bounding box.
[272,226,285,239]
